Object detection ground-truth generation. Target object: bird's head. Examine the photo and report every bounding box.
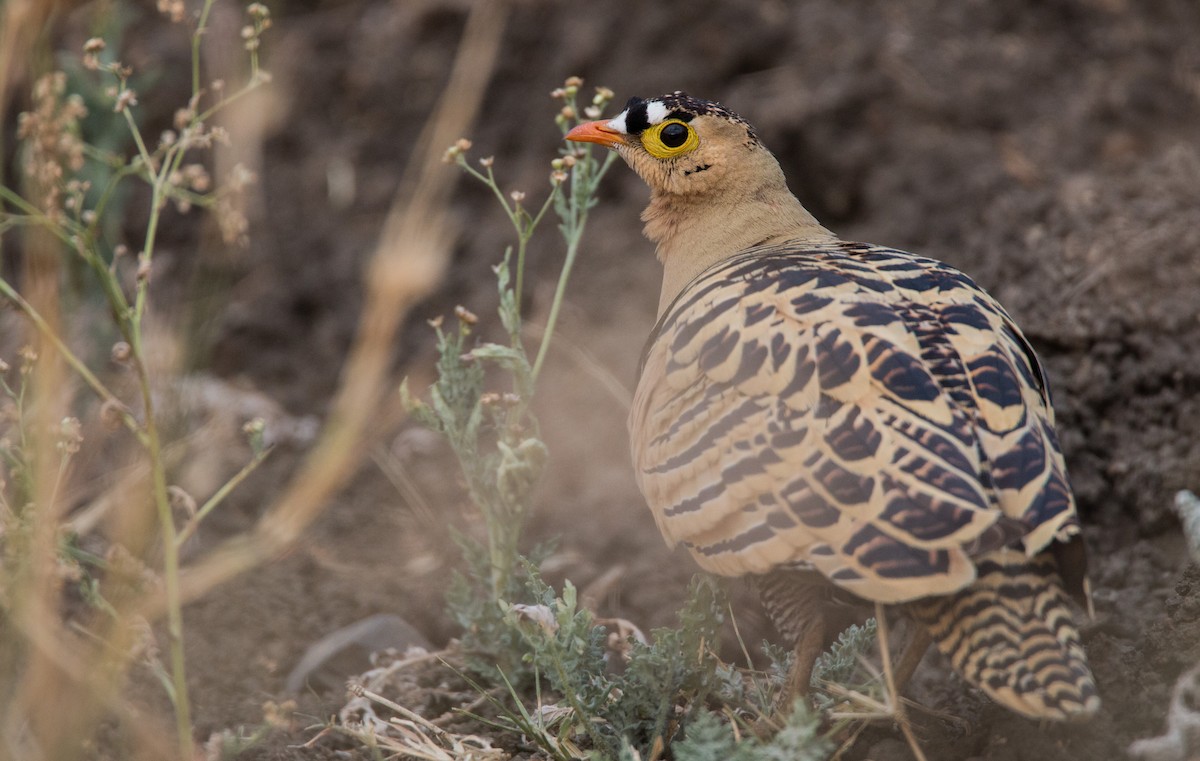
[566,91,832,310]
[565,92,771,197]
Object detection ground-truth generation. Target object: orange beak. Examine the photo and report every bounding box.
[564,120,625,147]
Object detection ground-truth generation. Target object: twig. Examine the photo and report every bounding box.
[175,446,274,549]
[0,276,144,442]
[876,603,928,761]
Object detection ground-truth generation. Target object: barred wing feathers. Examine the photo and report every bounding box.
[630,241,1080,604]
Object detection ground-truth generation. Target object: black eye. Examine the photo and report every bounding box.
[660,122,689,148]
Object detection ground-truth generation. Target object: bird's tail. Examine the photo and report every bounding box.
[907,548,1101,720]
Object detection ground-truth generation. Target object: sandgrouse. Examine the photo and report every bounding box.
[567,92,1100,720]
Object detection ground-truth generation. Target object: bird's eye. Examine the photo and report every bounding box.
[641,119,699,159]
[660,122,689,148]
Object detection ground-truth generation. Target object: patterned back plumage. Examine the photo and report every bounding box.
[630,238,1099,719]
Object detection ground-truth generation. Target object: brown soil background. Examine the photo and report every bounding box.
[11,0,1200,759]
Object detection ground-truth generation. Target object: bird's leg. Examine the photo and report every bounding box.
[876,603,929,761]
[782,615,827,710]
[754,570,830,715]
[892,624,932,692]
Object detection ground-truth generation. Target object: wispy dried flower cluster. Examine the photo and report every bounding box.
[17,346,38,374]
[549,153,578,184]
[82,37,106,70]
[16,73,88,217]
[214,163,257,245]
[549,75,585,100]
[165,164,212,213]
[242,3,272,52]
[442,137,473,163]
[56,417,83,456]
[547,77,613,184]
[586,87,615,120]
[63,178,93,222]
[114,88,138,114]
[550,76,615,123]
[453,305,478,325]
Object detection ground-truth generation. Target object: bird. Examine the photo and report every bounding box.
[566,92,1100,721]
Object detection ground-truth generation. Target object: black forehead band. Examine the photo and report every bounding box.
[620,92,755,141]
[625,99,651,134]
[623,95,698,136]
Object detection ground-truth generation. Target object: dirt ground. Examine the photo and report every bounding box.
[11,0,1200,759]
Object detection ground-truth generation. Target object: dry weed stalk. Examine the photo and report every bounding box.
[159,0,509,612]
[6,0,504,754]
[0,0,486,757]
[0,0,276,755]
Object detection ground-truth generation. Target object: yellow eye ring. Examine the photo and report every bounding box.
[641,119,699,159]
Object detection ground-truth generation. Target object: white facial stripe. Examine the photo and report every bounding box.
[607,110,629,134]
[645,100,668,125]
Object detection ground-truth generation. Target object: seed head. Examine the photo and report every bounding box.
[226,162,256,190]
[18,345,38,373]
[114,89,138,113]
[182,163,210,192]
[454,305,478,325]
[242,417,266,437]
[57,417,83,456]
[82,38,106,70]
[442,138,472,163]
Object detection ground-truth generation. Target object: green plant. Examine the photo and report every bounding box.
[404,80,617,606]
[0,3,272,757]
[810,618,879,711]
[504,573,728,757]
[671,702,830,761]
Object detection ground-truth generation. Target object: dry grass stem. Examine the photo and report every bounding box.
[155,0,510,614]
